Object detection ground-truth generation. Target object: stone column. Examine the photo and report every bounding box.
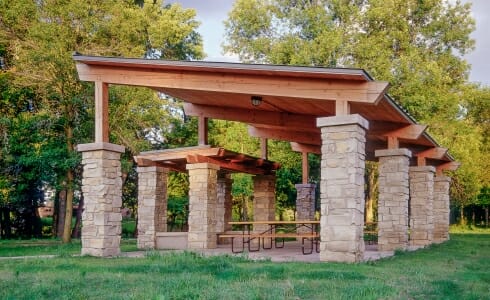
[216,173,233,233]
[186,163,219,249]
[317,114,368,263]
[376,148,411,252]
[136,166,168,249]
[77,142,125,257]
[433,176,451,243]
[295,184,316,235]
[409,166,435,248]
[253,175,276,233]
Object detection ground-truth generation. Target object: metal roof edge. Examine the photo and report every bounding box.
[72,54,371,80]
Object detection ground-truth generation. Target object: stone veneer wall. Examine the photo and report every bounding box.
[78,143,124,257]
[295,184,316,235]
[376,148,411,252]
[216,173,233,233]
[137,166,168,249]
[186,163,219,249]
[317,114,368,263]
[409,166,435,247]
[253,175,276,233]
[433,176,451,243]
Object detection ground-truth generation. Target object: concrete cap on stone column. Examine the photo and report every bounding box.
[295,183,316,189]
[434,175,452,182]
[77,142,125,153]
[375,148,412,158]
[316,114,369,130]
[136,166,169,173]
[409,166,436,173]
[186,163,220,171]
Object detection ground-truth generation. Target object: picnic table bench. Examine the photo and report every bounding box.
[218,221,320,255]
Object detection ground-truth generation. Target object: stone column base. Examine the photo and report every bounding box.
[409,166,435,247]
[317,114,368,263]
[187,163,219,249]
[137,166,168,250]
[376,148,411,252]
[433,176,451,243]
[78,142,125,257]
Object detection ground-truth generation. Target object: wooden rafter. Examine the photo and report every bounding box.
[436,161,460,175]
[384,124,427,149]
[135,146,279,175]
[416,147,448,166]
[186,154,276,175]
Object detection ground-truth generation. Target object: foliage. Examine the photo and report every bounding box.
[0,0,203,239]
[0,234,489,299]
[224,0,487,215]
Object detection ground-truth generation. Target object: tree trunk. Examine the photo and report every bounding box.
[460,205,465,225]
[484,207,489,228]
[62,169,74,243]
[62,123,74,243]
[365,163,378,223]
[2,206,12,238]
[57,190,66,238]
[72,194,83,238]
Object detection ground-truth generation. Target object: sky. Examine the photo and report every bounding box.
[167,0,489,86]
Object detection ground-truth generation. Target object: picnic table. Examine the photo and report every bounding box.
[218,220,320,255]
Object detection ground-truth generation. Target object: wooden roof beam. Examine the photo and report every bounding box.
[248,126,321,145]
[290,142,321,155]
[383,124,427,149]
[186,154,273,175]
[184,103,316,130]
[436,161,460,176]
[416,147,448,166]
[76,63,389,103]
[136,146,222,161]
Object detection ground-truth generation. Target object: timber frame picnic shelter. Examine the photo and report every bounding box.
[73,54,457,262]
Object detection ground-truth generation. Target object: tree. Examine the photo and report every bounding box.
[0,0,203,241]
[224,0,486,220]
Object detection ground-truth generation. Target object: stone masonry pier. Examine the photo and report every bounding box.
[409,166,435,247]
[317,114,368,263]
[78,143,125,257]
[376,148,411,252]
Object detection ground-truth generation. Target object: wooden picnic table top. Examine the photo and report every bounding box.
[228,220,320,225]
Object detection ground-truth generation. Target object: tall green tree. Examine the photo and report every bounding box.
[0,0,203,241]
[224,0,486,218]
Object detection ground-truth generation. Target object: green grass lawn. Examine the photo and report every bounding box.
[0,234,489,299]
[0,239,138,257]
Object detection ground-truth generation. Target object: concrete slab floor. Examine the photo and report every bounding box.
[120,242,394,263]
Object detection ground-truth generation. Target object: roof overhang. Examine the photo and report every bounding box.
[73,54,455,167]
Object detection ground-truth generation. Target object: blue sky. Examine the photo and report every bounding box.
[167,0,489,86]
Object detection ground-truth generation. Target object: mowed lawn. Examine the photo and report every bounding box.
[0,234,489,299]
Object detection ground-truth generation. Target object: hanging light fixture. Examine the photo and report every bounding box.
[251,95,262,106]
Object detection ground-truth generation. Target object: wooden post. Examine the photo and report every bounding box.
[335,100,350,116]
[95,81,109,143]
[198,116,208,146]
[302,151,308,184]
[260,137,268,160]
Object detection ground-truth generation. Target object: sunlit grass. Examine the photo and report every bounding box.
[0,234,488,299]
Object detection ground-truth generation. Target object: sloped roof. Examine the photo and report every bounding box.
[73,54,455,168]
